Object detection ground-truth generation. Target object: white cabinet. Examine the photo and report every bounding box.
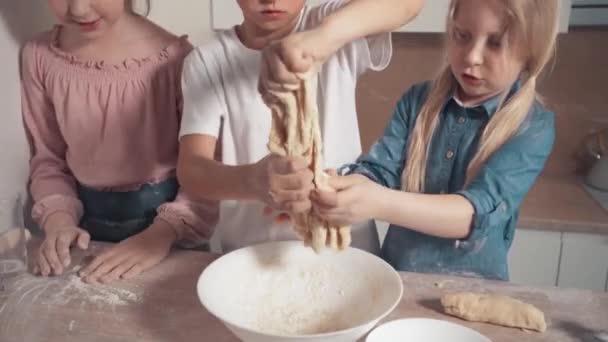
[570,0,608,25]
[558,232,608,291]
[211,0,572,33]
[508,229,562,288]
[509,230,608,291]
[378,222,608,291]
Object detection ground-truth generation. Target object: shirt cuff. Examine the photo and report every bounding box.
[155,199,219,248]
[340,163,385,185]
[32,194,83,230]
[455,189,509,252]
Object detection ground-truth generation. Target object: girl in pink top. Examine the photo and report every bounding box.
[21,0,217,284]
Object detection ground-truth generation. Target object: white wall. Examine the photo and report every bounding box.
[0,1,215,232]
[148,0,214,46]
[0,1,54,232]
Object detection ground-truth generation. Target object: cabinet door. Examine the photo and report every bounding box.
[558,232,608,291]
[508,229,562,287]
[570,0,608,25]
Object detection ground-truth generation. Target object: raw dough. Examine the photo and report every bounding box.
[260,72,351,252]
[441,292,547,332]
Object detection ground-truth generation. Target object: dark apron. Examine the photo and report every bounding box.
[77,178,179,243]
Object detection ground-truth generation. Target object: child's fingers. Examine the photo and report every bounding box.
[121,263,145,280]
[100,259,136,284]
[262,49,299,89]
[42,237,63,275]
[269,189,308,205]
[80,249,116,278]
[84,254,127,284]
[287,53,314,74]
[55,233,76,268]
[272,156,310,174]
[311,189,339,207]
[315,209,344,225]
[285,200,311,214]
[77,231,90,250]
[269,171,314,197]
[36,250,51,276]
[326,175,360,191]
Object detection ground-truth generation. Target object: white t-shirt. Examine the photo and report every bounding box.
[180,0,392,253]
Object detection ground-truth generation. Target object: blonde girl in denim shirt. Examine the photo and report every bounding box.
[312,0,560,280]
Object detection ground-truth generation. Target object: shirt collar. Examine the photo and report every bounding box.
[450,79,522,117]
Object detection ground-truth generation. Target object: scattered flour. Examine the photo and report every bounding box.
[44,274,142,306]
[8,270,142,308]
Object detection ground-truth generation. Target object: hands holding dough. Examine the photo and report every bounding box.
[260,72,351,252]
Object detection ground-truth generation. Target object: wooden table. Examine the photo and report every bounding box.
[1,242,607,342]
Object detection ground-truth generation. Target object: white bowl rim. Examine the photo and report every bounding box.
[197,240,404,339]
[366,317,492,342]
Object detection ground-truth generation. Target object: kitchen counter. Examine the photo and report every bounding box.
[1,242,606,342]
[519,175,608,235]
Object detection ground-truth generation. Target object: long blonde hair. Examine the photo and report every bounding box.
[402,0,560,192]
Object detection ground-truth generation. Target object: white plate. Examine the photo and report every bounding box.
[366,318,492,342]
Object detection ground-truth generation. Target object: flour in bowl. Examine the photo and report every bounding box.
[237,261,378,335]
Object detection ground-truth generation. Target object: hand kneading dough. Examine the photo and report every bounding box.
[441,292,547,332]
[260,72,351,253]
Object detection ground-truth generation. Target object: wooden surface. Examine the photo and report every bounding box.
[1,242,607,342]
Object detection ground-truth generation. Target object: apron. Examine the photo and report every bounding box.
[77,178,178,243]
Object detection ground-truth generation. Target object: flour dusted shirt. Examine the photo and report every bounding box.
[180,0,392,252]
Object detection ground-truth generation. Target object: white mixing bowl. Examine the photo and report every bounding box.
[197,241,403,342]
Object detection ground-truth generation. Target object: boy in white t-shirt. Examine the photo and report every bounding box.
[177,0,424,253]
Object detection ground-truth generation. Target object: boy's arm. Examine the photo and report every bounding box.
[178,135,254,200]
[319,0,424,55]
[261,0,424,86]
[177,47,314,213]
[178,135,313,213]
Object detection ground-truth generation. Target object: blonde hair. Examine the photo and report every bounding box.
[402,0,560,192]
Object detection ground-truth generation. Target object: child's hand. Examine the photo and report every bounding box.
[252,154,314,214]
[259,29,331,90]
[79,221,175,284]
[312,174,382,226]
[36,224,90,276]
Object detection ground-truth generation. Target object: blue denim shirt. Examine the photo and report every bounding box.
[345,81,555,280]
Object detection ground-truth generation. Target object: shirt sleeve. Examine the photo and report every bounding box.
[21,41,83,229]
[343,84,425,188]
[154,190,219,248]
[179,45,226,139]
[456,107,556,243]
[308,0,393,76]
